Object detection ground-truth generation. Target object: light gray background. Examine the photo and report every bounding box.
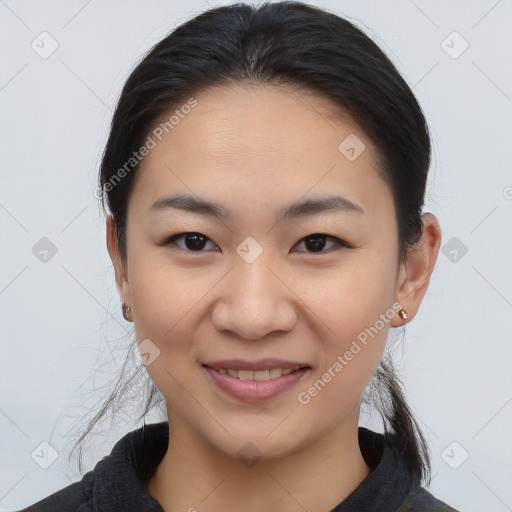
[1,1,511,511]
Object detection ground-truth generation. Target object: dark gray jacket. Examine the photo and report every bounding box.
[17,421,460,511]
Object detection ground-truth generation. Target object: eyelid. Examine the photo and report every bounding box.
[292,234,354,252]
[162,232,218,251]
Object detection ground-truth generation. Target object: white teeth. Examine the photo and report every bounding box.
[238,370,255,381]
[254,370,270,381]
[215,368,297,380]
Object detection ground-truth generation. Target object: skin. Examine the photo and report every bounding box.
[106,83,441,512]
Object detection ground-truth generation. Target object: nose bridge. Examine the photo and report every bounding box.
[211,246,296,339]
[233,233,279,304]
[236,252,277,310]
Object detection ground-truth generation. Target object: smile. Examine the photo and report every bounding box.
[212,368,297,380]
[203,364,311,403]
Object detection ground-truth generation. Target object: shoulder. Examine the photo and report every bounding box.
[356,427,461,512]
[399,485,461,512]
[16,422,168,512]
[16,472,94,512]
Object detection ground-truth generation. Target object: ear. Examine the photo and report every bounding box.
[106,214,131,308]
[390,213,442,327]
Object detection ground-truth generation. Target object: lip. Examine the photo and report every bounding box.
[202,359,309,371]
[202,362,311,403]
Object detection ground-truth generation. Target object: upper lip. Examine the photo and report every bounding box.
[202,359,311,371]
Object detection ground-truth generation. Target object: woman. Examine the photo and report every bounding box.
[19,1,460,511]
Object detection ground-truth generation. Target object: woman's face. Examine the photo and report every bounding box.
[109,83,406,459]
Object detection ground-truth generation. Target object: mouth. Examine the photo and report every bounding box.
[204,366,310,380]
[201,359,312,403]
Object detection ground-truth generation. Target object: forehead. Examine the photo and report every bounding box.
[128,83,391,220]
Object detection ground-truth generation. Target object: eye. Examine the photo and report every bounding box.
[292,233,352,254]
[163,232,218,252]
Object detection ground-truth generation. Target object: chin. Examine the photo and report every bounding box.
[200,425,306,464]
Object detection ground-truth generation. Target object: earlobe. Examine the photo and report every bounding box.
[391,213,442,327]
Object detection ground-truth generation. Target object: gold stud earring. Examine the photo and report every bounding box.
[122,302,132,321]
[398,308,408,320]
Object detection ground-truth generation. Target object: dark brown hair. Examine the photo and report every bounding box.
[71,0,433,485]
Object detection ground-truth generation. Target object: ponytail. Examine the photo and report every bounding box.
[365,353,431,485]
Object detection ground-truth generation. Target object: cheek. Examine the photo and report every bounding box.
[295,302,392,428]
[127,263,205,404]
[312,249,397,335]
[128,247,209,339]
[304,250,397,396]
[128,264,202,406]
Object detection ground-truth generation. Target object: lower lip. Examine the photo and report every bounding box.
[203,366,310,403]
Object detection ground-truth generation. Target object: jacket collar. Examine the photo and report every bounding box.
[91,421,417,512]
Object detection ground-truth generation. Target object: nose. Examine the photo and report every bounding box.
[210,257,298,340]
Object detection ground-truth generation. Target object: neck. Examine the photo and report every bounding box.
[146,412,372,512]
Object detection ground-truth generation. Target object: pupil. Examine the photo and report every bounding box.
[185,233,206,251]
[306,235,325,252]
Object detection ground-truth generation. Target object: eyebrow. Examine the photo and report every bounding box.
[149,194,365,221]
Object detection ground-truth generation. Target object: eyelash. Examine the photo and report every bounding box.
[161,232,353,254]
